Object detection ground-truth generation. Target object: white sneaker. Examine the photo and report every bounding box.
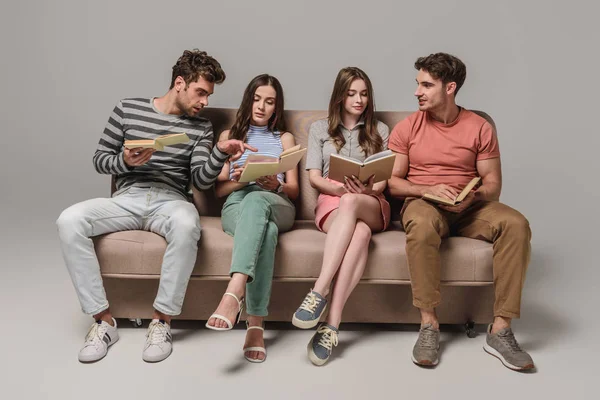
[142,319,173,363]
[78,318,119,363]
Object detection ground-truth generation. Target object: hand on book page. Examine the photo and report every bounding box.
[421,184,459,203]
[343,175,375,195]
[437,191,482,213]
[229,163,246,182]
[421,177,482,209]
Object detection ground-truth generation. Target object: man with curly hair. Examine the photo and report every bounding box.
[57,49,255,363]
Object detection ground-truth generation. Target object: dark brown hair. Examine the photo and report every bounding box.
[414,53,466,95]
[169,49,226,89]
[229,74,286,141]
[328,67,383,157]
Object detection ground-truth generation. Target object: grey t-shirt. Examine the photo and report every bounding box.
[305,118,390,177]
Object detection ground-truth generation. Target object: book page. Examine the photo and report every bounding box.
[455,177,481,202]
[276,148,307,174]
[358,153,396,183]
[124,140,160,149]
[422,193,457,205]
[239,163,280,182]
[239,148,306,182]
[364,149,394,163]
[246,154,279,164]
[422,177,481,205]
[280,144,301,157]
[330,153,363,165]
[156,133,189,146]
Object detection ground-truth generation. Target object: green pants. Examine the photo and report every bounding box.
[221,185,296,316]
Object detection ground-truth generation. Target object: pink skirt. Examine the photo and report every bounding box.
[314,179,391,232]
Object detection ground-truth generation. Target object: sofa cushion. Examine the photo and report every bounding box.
[95,218,493,282]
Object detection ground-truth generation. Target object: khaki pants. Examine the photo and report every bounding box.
[401,199,531,318]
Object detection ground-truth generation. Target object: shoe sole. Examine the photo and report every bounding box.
[291,305,327,329]
[143,347,173,363]
[307,341,328,366]
[244,353,267,363]
[78,336,119,363]
[411,354,439,367]
[483,344,535,371]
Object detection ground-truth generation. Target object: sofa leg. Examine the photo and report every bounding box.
[464,320,477,338]
[129,318,143,328]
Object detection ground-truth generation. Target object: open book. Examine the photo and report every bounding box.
[422,177,481,206]
[124,133,190,151]
[328,150,396,184]
[239,144,307,183]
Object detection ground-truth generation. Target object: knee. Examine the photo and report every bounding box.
[263,221,279,245]
[502,211,531,240]
[404,213,443,242]
[56,205,86,238]
[169,205,201,240]
[241,192,270,211]
[354,221,372,244]
[338,194,361,213]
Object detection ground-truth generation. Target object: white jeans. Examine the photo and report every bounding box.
[56,186,201,316]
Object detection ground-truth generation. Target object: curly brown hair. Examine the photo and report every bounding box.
[415,53,466,95]
[169,49,226,89]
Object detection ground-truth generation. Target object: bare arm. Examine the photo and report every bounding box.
[387,152,458,200]
[308,169,346,197]
[474,157,502,201]
[214,130,248,198]
[279,132,300,201]
[387,153,426,198]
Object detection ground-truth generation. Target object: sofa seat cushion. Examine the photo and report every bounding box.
[95,218,493,282]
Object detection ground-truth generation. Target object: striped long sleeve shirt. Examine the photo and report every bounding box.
[93,98,228,195]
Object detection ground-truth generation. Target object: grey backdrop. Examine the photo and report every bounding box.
[1,0,597,398]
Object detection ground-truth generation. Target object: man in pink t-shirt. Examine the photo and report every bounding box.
[388,53,534,371]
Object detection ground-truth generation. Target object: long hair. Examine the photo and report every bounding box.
[229,74,286,141]
[327,67,382,156]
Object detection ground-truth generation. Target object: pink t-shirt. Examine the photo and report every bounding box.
[388,108,500,191]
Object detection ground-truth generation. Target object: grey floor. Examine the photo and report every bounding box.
[3,221,595,400]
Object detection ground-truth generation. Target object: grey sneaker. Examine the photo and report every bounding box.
[412,323,440,366]
[307,323,339,366]
[484,324,534,371]
[292,289,327,329]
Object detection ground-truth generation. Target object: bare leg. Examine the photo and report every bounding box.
[313,194,384,297]
[326,221,372,328]
[206,273,248,329]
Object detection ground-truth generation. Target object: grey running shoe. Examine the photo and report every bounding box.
[411,323,440,366]
[484,324,534,371]
[307,323,339,366]
[292,289,327,329]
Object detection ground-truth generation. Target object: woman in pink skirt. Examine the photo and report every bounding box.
[292,67,390,365]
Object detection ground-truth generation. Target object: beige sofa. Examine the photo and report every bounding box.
[94,109,496,327]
